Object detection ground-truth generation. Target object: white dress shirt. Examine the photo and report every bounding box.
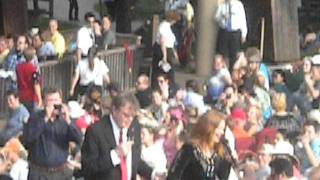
[156,21,176,48]
[110,115,132,180]
[77,26,94,56]
[215,0,248,39]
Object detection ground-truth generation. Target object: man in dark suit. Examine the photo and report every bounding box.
[81,92,158,180]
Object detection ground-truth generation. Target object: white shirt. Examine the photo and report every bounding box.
[76,57,109,86]
[110,115,132,180]
[77,26,94,56]
[215,0,248,39]
[156,21,176,48]
[9,159,28,180]
[141,144,167,171]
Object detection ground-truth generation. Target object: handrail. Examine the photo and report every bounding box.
[0,44,143,117]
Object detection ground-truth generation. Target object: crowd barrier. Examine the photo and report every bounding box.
[0,41,144,117]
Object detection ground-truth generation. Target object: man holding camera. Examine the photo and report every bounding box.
[22,87,82,180]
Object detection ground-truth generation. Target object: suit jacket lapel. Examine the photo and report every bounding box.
[102,115,117,148]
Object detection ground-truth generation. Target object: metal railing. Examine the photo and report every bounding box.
[0,44,143,117]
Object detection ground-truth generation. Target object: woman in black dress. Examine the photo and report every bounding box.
[167,110,232,180]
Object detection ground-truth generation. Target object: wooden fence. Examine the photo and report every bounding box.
[0,44,144,117]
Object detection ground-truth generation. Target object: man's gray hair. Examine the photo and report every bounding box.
[111,92,140,111]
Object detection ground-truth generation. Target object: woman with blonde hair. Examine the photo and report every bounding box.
[167,110,233,180]
[266,93,300,136]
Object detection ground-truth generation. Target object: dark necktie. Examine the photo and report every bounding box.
[119,129,128,180]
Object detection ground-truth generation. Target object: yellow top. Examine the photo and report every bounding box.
[51,32,66,59]
[0,48,9,64]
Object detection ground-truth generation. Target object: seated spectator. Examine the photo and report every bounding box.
[269,157,295,180]
[4,35,40,90]
[245,104,263,136]
[182,79,207,115]
[271,69,292,111]
[101,15,116,50]
[156,73,179,101]
[214,84,238,115]
[31,33,56,61]
[255,144,273,180]
[253,74,272,121]
[0,37,9,66]
[106,81,120,98]
[15,47,42,113]
[48,19,66,59]
[230,107,250,139]
[140,122,167,171]
[135,73,152,109]
[292,56,320,115]
[0,90,29,146]
[267,93,300,135]
[206,54,232,103]
[300,120,320,173]
[6,34,14,51]
[148,88,169,122]
[86,87,103,119]
[2,138,28,180]
[301,25,320,57]
[243,47,271,91]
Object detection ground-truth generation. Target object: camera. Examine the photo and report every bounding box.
[54,104,62,111]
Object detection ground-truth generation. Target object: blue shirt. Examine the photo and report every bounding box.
[4,50,40,73]
[301,138,320,172]
[38,42,56,58]
[23,110,82,167]
[0,105,29,142]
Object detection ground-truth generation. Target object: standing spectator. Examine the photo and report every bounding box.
[48,19,66,59]
[0,36,9,66]
[215,0,247,70]
[135,73,152,109]
[81,92,157,180]
[76,12,96,62]
[70,47,110,100]
[31,33,56,62]
[101,15,116,50]
[68,0,79,21]
[0,90,29,146]
[22,87,82,180]
[152,11,180,87]
[16,47,42,113]
[167,110,232,180]
[230,107,250,139]
[4,35,40,90]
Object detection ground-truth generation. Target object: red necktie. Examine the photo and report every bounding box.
[119,129,128,180]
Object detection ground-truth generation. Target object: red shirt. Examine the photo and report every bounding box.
[16,62,39,103]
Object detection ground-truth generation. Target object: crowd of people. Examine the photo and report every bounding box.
[0,0,319,180]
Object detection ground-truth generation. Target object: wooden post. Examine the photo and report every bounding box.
[196,0,218,76]
[0,0,28,35]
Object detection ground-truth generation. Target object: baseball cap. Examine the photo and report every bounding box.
[230,108,247,122]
